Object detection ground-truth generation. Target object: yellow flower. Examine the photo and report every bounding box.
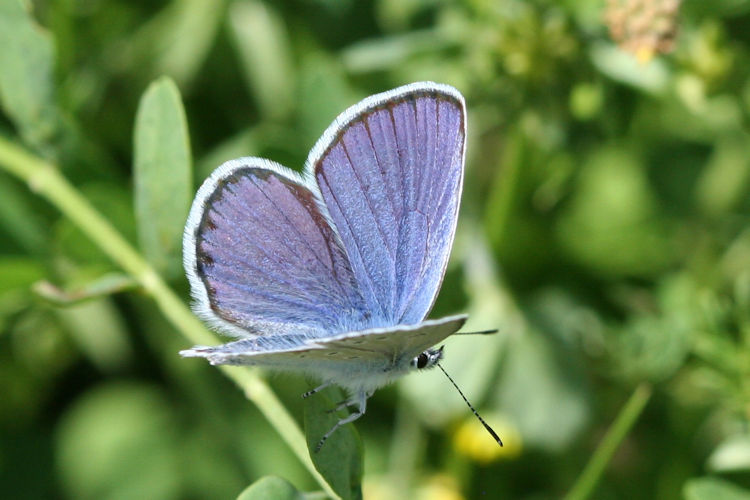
[636,47,655,64]
[452,413,522,464]
[415,474,464,500]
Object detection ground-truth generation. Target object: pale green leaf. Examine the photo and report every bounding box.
[134,77,192,277]
[117,0,226,87]
[56,382,181,500]
[495,329,589,452]
[0,0,60,152]
[589,42,669,95]
[304,386,363,500]
[228,0,295,120]
[55,298,133,371]
[684,477,750,500]
[341,30,448,73]
[237,476,303,500]
[708,435,750,473]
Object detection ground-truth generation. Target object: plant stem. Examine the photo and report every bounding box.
[484,127,524,249]
[0,136,339,500]
[564,383,652,500]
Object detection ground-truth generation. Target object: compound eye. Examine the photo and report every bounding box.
[415,352,429,369]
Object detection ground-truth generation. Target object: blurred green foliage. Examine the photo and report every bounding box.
[0,0,749,498]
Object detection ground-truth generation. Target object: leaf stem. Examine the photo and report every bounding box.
[564,382,652,500]
[0,136,339,500]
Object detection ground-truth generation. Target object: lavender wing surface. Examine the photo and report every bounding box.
[310,82,466,326]
[184,158,367,340]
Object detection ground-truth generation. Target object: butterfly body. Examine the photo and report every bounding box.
[181,82,468,448]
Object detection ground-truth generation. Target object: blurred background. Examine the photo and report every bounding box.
[1,0,749,498]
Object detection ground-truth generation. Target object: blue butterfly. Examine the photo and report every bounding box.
[181,82,496,451]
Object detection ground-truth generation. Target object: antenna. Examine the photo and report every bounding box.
[453,328,499,336]
[437,363,503,447]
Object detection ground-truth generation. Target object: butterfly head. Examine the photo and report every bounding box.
[410,345,444,371]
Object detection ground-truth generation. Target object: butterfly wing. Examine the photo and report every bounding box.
[309,82,466,326]
[181,315,467,367]
[184,83,467,364]
[183,158,367,339]
[320,314,467,361]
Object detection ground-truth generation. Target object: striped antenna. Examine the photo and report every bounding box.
[437,363,503,446]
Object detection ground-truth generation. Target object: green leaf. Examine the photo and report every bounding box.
[556,146,675,278]
[56,382,182,500]
[684,477,750,500]
[341,30,449,73]
[495,328,589,452]
[0,0,61,153]
[124,0,226,87]
[236,476,303,500]
[589,42,669,95]
[303,386,363,500]
[708,435,750,473]
[54,297,133,372]
[134,77,192,278]
[227,0,295,121]
[613,275,695,382]
[33,273,138,306]
[696,134,750,216]
[146,0,225,87]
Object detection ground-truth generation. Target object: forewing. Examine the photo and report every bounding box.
[310,82,466,326]
[184,158,366,338]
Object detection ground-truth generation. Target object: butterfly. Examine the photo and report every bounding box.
[181,82,497,451]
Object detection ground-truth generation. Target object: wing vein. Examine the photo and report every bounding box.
[248,175,338,278]
[340,140,394,261]
[363,118,399,230]
[317,169,386,319]
[205,207,332,299]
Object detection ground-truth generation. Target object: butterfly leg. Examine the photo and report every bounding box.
[302,381,331,399]
[315,391,369,453]
[327,399,356,414]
